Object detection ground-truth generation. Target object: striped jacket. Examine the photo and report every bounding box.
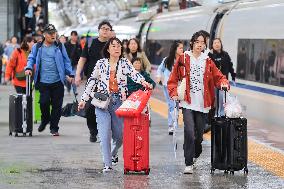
[81,57,145,102]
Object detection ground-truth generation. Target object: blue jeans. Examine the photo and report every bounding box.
[215,89,225,117]
[95,93,123,167]
[162,86,177,127]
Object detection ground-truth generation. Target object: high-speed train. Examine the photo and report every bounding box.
[115,0,284,93]
[114,0,284,134]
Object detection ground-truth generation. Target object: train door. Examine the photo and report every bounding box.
[209,10,228,49]
[140,20,152,53]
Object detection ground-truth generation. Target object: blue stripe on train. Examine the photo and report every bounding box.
[233,82,284,97]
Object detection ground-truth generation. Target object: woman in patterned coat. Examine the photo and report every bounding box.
[78,37,152,173]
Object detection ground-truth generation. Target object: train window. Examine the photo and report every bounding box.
[237,39,284,87]
[145,40,188,65]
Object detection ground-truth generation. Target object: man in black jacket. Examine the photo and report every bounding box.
[64,31,82,94]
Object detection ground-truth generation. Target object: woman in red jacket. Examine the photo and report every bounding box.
[167,31,229,174]
[5,36,34,93]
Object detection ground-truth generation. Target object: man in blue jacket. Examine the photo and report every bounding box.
[25,24,74,136]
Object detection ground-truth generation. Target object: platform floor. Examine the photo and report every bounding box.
[0,85,283,189]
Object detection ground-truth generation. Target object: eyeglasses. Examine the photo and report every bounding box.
[100,27,111,31]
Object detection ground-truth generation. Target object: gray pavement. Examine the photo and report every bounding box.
[0,85,284,189]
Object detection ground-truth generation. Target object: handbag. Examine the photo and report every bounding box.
[61,88,87,118]
[61,101,77,117]
[177,77,186,100]
[91,92,110,110]
[177,54,187,100]
[15,70,26,81]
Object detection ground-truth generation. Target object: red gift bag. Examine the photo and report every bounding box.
[115,90,151,117]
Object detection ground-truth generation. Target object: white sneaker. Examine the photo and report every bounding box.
[168,126,174,135]
[103,166,113,173]
[184,165,193,174]
[96,136,101,143]
[112,155,118,166]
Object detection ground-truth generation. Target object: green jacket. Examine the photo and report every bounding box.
[127,71,156,97]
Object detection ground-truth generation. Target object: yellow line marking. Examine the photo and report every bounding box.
[149,98,183,126]
[230,87,284,106]
[150,97,284,179]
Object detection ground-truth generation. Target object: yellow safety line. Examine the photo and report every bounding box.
[230,87,284,106]
[150,97,284,179]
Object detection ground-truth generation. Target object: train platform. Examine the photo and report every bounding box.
[0,84,284,189]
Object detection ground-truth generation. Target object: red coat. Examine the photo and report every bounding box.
[167,53,229,108]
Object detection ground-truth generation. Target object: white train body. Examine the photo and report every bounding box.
[114,0,284,92]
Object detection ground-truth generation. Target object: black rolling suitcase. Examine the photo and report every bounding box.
[211,90,248,175]
[9,75,33,137]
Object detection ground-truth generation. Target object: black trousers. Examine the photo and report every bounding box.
[38,81,64,132]
[182,109,206,166]
[86,104,98,136]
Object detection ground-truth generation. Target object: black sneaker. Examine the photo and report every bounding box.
[112,155,118,166]
[89,134,97,143]
[204,123,211,133]
[38,123,47,132]
[168,126,174,135]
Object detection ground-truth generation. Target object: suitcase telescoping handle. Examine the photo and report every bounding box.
[22,74,32,133]
[26,74,32,97]
[222,86,228,104]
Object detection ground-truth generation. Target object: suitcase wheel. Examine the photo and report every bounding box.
[29,132,33,137]
[224,170,229,174]
[9,132,12,136]
[244,168,248,174]
[23,133,26,137]
[144,168,150,175]
[15,133,18,137]
[124,169,128,175]
[210,168,215,174]
[230,170,234,175]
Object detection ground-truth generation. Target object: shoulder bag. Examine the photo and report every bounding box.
[177,53,187,100]
[91,92,110,110]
